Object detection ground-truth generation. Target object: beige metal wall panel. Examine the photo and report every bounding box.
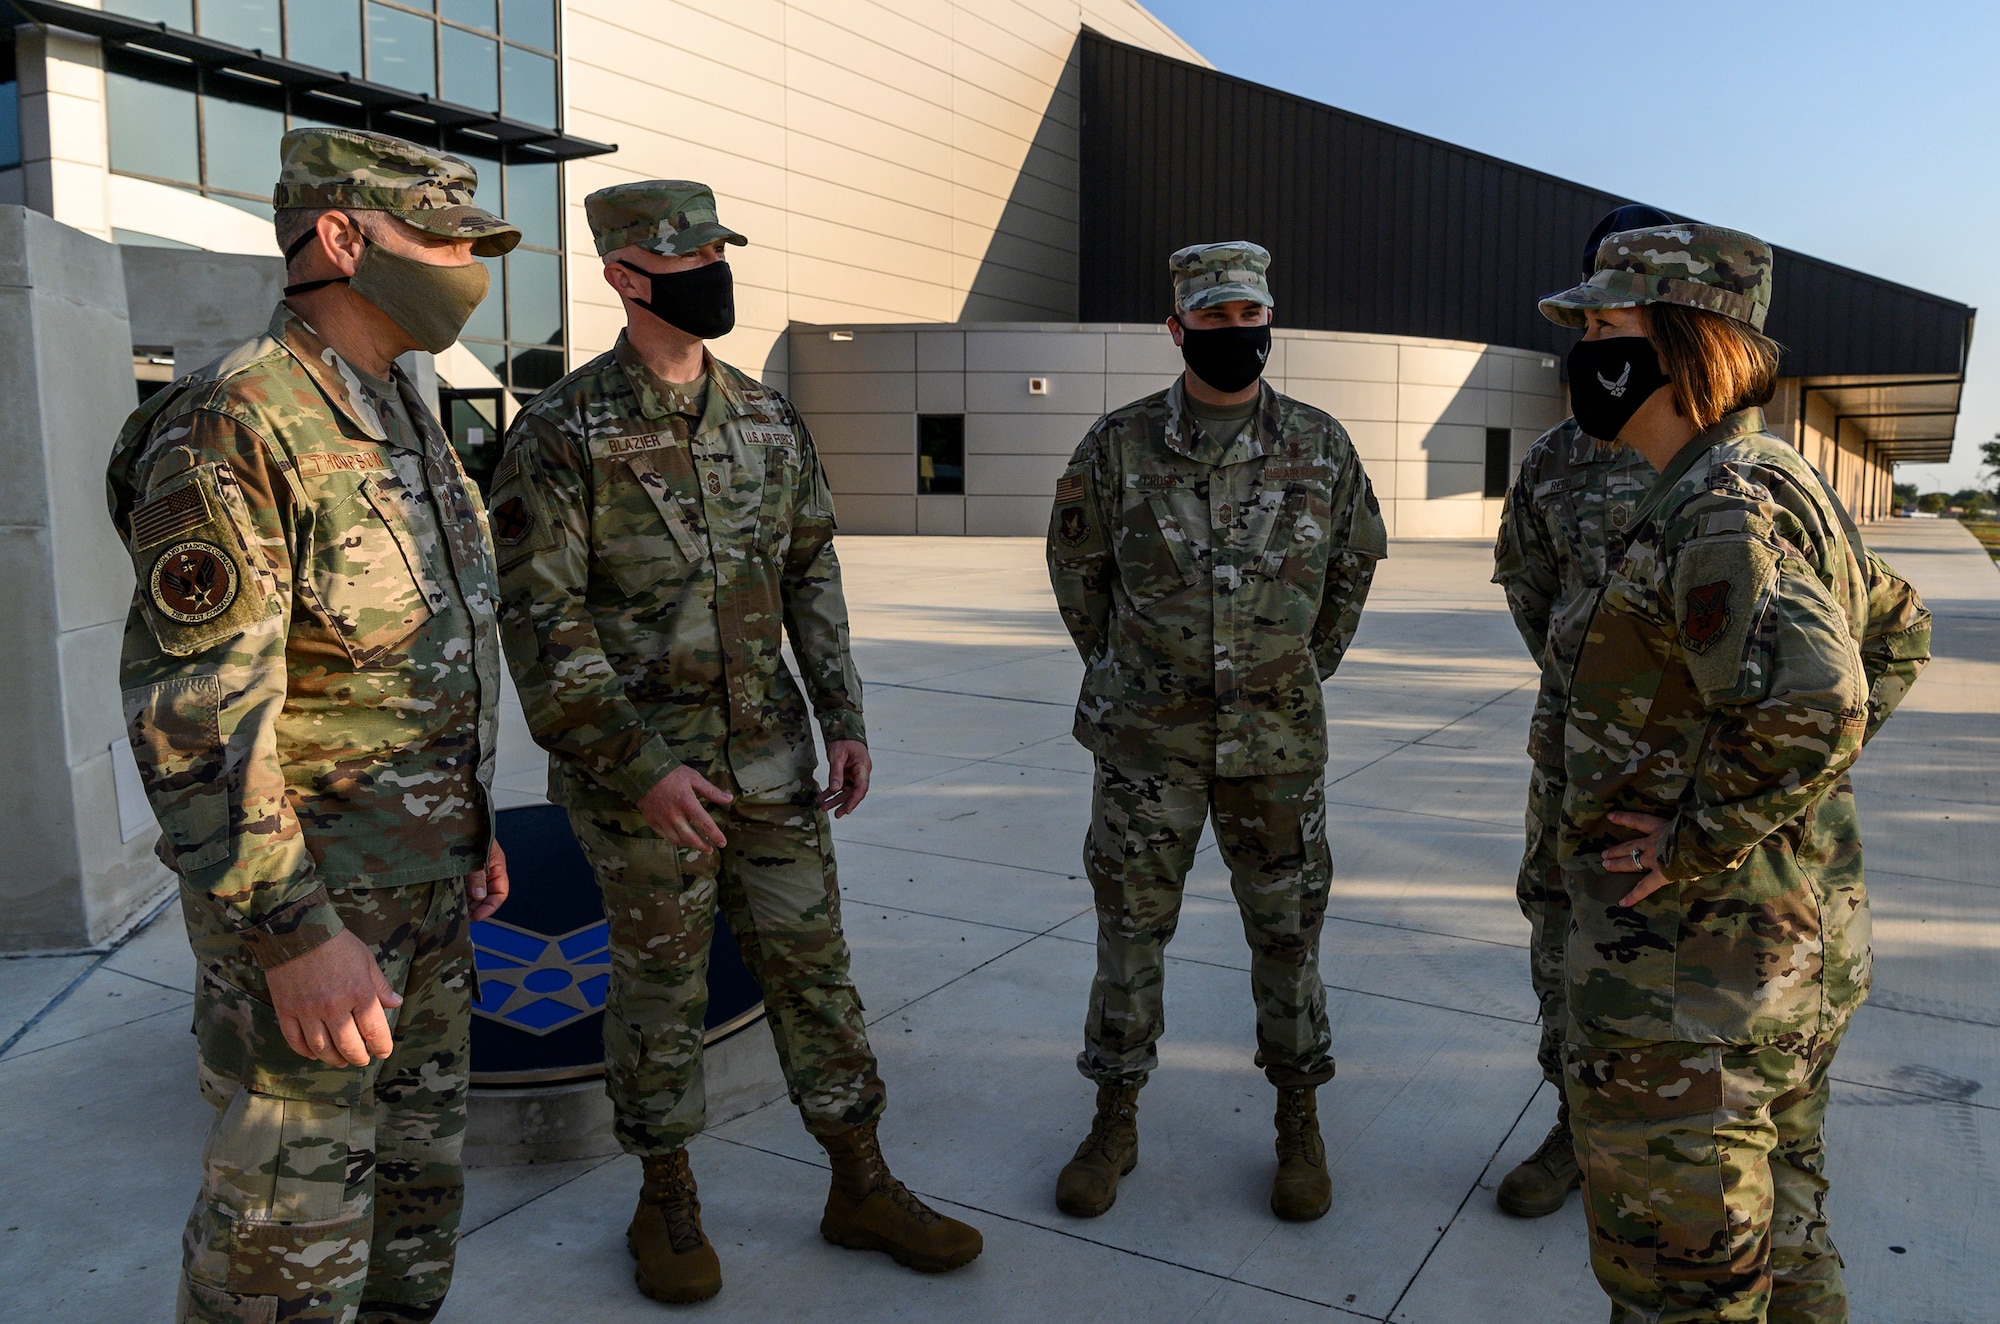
[807,413,914,455]
[563,0,1206,389]
[789,322,1558,538]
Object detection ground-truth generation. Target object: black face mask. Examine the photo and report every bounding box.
[619,258,736,339]
[1567,334,1671,441]
[1174,319,1271,394]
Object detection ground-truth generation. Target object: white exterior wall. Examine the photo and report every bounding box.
[789,322,1566,538]
[559,0,1204,390]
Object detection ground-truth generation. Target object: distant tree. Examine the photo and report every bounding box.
[1952,488,1985,507]
[1983,433,2000,497]
[1961,491,1991,520]
[1919,491,1951,514]
[1894,482,1919,506]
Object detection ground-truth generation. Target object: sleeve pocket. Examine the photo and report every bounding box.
[128,464,281,658]
[123,675,229,872]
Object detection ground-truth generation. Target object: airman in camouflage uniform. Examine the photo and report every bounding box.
[107,129,517,1323]
[491,180,980,1305]
[1048,241,1386,1224]
[1540,224,1928,1322]
[1491,205,1675,1217]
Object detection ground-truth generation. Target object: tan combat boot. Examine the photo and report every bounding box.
[1270,1086,1332,1221]
[817,1122,983,1272]
[627,1149,723,1304]
[1495,1105,1581,1218]
[1055,1084,1139,1217]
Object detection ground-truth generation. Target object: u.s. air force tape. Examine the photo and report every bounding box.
[149,541,240,624]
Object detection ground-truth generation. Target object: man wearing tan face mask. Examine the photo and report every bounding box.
[106,127,518,1324]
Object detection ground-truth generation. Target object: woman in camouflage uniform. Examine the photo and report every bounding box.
[1538,224,1926,1323]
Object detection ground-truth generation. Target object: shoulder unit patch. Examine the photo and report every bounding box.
[149,541,240,624]
[491,496,533,545]
[1681,580,1732,652]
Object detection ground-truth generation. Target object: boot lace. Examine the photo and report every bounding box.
[1075,1088,1138,1160]
[1529,1121,1576,1174]
[845,1130,941,1225]
[644,1155,707,1252]
[1274,1092,1323,1165]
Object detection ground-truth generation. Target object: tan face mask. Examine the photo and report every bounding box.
[284,221,490,354]
[347,245,490,354]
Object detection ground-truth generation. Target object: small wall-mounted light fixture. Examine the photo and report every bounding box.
[1540,357,1558,369]
[828,330,854,342]
[1027,376,1050,396]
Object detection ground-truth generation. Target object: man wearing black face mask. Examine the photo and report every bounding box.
[1047,241,1386,1224]
[1488,202,1670,1218]
[489,181,981,1304]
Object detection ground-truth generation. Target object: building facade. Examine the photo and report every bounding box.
[0,0,1970,535]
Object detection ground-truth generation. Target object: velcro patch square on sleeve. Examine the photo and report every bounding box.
[1055,472,1086,503]
[129,464,280,656]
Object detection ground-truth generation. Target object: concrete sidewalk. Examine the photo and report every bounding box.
[2,523,1993,1322]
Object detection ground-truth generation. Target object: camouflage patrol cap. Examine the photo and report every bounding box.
[585,180,748,257]
[1540,223,1773,332]
[272,128,520,256]
[1169,241,1274,313]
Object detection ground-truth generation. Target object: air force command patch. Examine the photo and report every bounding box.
[149,541,240,624]
[1681,580,1732,653]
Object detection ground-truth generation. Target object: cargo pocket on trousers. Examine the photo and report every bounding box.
[179,1276,277,1324]
[187,1085,373,1304]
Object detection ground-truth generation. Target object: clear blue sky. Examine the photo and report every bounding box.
[1141,0,1997,493]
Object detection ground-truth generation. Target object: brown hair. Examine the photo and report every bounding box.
[1645,303,1783,429]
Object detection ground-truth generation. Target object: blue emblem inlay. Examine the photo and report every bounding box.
[471,918,613,1036]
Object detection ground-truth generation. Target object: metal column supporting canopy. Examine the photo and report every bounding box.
[469,804,766,1086]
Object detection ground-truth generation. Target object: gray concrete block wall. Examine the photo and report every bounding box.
[788,321,1563,538]
[121,247,284,373]
[0,206,169,950]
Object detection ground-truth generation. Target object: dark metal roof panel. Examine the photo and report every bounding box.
[1078,32,1972,380]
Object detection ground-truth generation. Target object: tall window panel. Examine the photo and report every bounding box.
[0,36,19,171]
[99,0,568,400]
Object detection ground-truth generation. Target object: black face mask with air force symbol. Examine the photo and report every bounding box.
[1566,334,1671,442]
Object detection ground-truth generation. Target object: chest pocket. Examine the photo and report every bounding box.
[1117,482,1206,607]
[1270,481,1334,588]
[744,428,801,560]
[594,441,705,599]
[307,475,443,666]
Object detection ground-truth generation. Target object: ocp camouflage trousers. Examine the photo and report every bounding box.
[1519,761,1570,1091]
[568,777,884,1155]
[177,878,472,1324]
[1567,1025,1850,1324]
[1079,759,1334,1089]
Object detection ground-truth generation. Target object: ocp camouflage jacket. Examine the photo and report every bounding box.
[1559,408,1925,1046]
[1499,418,1931,774]
[105,306,502,967]
[491,336,863,811]
[1492,419,1655,769]
[1047,378,1387,776]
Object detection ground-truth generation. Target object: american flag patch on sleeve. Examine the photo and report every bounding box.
[1055,472,1085,503]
